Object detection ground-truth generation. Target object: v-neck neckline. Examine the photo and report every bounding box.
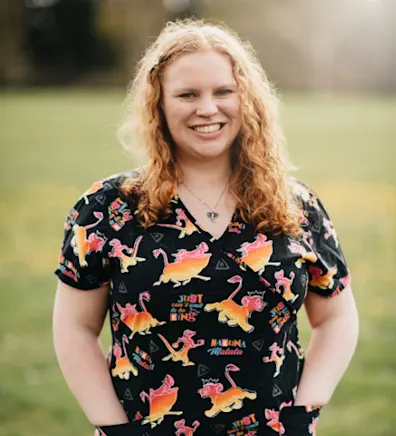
[171,187,238,243]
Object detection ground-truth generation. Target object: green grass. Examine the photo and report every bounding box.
[0,90,395,436]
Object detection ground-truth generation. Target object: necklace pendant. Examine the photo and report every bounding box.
[207,211,219,223]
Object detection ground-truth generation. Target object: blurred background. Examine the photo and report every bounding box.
[0,0,394,435]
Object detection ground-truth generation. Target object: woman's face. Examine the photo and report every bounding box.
[161,50,242,162]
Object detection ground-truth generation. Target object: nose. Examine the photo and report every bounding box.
[196,95,218,117]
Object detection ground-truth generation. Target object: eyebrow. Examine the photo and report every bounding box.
[172,83,238,93]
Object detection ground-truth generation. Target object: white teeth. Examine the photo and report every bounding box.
[193,123,221,133]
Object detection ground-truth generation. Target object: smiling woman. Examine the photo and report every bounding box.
[53,18,358,436]
[162,51,242,166]
[117,20,304,244]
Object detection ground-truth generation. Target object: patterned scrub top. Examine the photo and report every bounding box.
[55,171,351,436]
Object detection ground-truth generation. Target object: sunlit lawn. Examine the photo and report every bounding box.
[0,90,395,436]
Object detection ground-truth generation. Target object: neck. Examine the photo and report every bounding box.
[176,155,233,190]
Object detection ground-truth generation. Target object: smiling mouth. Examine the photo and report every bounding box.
[190,123,225,133]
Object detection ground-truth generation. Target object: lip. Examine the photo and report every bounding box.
[189,122,227,128]
[189,123,226,139]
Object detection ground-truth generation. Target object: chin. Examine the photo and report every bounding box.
[197,147,229,160]
[196,140,231,155]
[175,135,232,160]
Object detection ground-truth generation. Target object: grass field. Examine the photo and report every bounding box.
[0,90,395,436]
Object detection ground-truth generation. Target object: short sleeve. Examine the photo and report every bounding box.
[279,404,322,435]
[296,181,352,298]
[95,422,145,435]
[54,181,113,290]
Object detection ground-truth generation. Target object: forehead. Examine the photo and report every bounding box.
[162,50,236,89]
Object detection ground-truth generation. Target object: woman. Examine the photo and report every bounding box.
[53,19,359,436]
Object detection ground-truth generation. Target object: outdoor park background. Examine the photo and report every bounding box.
[0,1,395,435]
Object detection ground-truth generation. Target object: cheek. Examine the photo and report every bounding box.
[162,106,193,146]
[222,98,242,122]
[163,101,191,125]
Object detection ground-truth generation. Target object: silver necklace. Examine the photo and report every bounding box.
[182,181,229,223]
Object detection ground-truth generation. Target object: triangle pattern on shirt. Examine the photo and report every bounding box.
[215,258,231,270]
[272,384,283,397]
[96,194,106,205]
[197,363,211,377]
[212,424,226,434]
[149,340,160,353]
[151,232,164,243]
[124,388,133,400]
[312,220,321,234]
[103,182,114,191]
[118,281,127,293]
[86,275,97,285]
[252,338,265,352]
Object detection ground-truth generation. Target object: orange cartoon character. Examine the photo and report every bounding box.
[288,240,317,269]
[264,401,292,434]
[116,291,166,339]
[309,416,319,436]
[263,336,287,377]
[110,304,121,331]
[264,408,285,434]
[308,265,337,290]
[80,180,105,204]
[292,182,320,210]
[204,275,265,333]
[111,334,138,379]
[157,208,199,239]
[174,419,200,436]
[153,242,212,287]
[323,217,339,247]
[237,234,280,275]
[108,236,146,273]
[71,211,106,267]
[140,374,183,428]
[158,329,204,366]
[286,340,304,360]
[198,364,257,418]
[274,270,298,303]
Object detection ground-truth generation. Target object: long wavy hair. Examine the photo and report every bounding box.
[118,19,302,237]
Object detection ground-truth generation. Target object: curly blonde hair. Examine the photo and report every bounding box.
[118,18,302,237]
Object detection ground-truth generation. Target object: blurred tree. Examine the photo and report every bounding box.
[25,0,117,84]
[202,0,395,92]
[163,0,203,18]
[97,0,170,84]
[0,0,29,85]
[0,0,394,90]
[97,0,204,85]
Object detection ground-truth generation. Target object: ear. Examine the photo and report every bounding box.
[216,383,224,393]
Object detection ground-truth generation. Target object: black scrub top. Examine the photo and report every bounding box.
[55,171,351,436]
